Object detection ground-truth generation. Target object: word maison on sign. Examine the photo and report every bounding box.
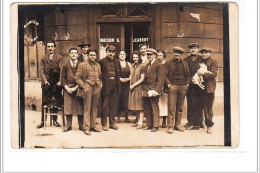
[100,37,149,43]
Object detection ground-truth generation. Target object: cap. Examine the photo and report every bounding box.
[78,40,91,48]
[172,47,184,54]
[199,48,211,53]
[106,45,116,51]
[188,43,199,49]
[146,48,157,54]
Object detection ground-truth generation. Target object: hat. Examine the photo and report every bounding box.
[78,40,91,48]
[146,48,157,54]
[188,43,199,49]
[199,48,211,53]
[106,45,116,51]
[172,47,184,54]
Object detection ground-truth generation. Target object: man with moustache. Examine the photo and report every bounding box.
[194,48,218,134]
[36,41,62,128]
[184,43,206,129]
[60,48,83,132]
[142,48,164,132]
[78,40,91,62]
[98,45,121,131]
[139,44,148,65]
[165,47,190,133]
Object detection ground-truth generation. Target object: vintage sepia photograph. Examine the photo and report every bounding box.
[11,2,237,149]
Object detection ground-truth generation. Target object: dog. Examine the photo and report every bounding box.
[192,63,212,89]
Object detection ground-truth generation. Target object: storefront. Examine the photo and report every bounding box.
[22,3,224,113]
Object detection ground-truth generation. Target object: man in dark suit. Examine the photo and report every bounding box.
[165,47,190,133]
[184,43,205,129]
[98,45,121,131]
[36,41,63,128]
[197,48,218,134]
[142,48,164,132]
[78,40,91,62]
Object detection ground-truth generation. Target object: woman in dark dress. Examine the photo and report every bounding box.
[116,50,132,123]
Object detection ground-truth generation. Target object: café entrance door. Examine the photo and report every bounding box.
[98,22,151,62]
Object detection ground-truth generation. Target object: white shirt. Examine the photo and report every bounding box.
[70,59,78,67]
[141,54,148,64]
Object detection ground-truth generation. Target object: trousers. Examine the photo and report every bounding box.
[143,96,160,128]
[167,84,188,127]
[101,79,118,126]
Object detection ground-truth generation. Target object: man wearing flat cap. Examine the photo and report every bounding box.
[184,43,205,129]
[192,48,218,134]
[142,48,164,132]
[98,45,121,131]
[78,40,91,62]
[164,47,190,133]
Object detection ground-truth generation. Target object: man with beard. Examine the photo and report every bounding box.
[184,43,206,129]
[99,45,121,131]
[36,41,62,128]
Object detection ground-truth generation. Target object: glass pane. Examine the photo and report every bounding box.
[99,23,121,59]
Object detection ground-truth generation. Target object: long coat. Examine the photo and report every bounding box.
[60,60,83,115]
[203,57,219,93]
[142,59,165,95]
[98,57,121,96]
[39,53,63,106]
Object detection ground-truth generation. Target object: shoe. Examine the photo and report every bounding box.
[207,127,212,134]
[116,117,121,123]
[79,126,84,131]
[143,127,152,130]
[162,123,167,128]
[90,127,102,132]
[102,126,109,131]
[200,122,206,129]
[53,121,61,127]
[184,122,192,127]
[109,124,119,130]
[136,125,142,129]
[174,126,184,132]
[36,122,44,129]
[84,130,91,135]
[133,118,138,124]
[132,124,138,127]
[167,127,173,134]
[191,125,200,130]
[125,118,131,123]
[63,126,72,132]
[151,127,158,132]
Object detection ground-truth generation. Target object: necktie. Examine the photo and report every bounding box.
[49,54,53,61]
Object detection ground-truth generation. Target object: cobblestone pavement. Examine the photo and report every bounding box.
[24,110,224,149]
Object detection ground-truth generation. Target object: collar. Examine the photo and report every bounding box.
[106,57,114,62]
[70,59,78,67]
[88,59,95,65]
[149,58,156,65]
[173,57,181,62]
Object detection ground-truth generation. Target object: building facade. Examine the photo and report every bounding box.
[22,3,224,115]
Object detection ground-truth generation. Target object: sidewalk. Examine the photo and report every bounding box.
[24,110,224,149]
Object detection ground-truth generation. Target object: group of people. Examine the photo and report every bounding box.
[36,40,218,135]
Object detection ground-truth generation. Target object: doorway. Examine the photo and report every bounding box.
[98,22,151,62]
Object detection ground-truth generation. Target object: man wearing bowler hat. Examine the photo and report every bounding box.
[99,45,121,131]
[78,40,91,62]
[165,47,190,133]
[194,48,218,134]
[184,43,206,129]
[142,48,164,132]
